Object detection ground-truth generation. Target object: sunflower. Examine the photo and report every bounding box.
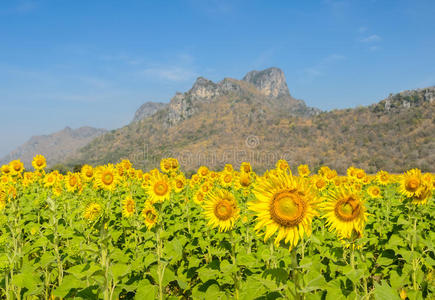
[333,177,342,187]
[81,165,94,182]
[170,158,179,171]
[142,203,158,229]
[120,159,132,171]
[220,171,234,188]
[160,158,172,173]
[145,172,172,203]
[399,169,423,198]
[324,169,338,182]
[355,169,367,182]
[122,196,136,217]
[173,174,186,193]
[0,175,10,185]
[276,160,289,172]
[10,160,24,175]
[249,171,319,249]
[367,185,382,198]
[376,170,390,185]
[190,174,200,188]
[65,173,81,192]
[0,189,6,210]
[209,171,219,182]
[313,175,327,192]
[203,189,239,232]
[319,166,331,177]
[31,155,46,170]
[322,185,367,239]
[194,190,206,205]
[200,182,212,194]
[198,166,209,178]
[346,166,357,178]
[94,164,120,191]
[240,162,252,173]
[411,185,432,205]
[235,172,254,190]
[44,173,57,187]
[52,185,63,197]
[224,164,233,173]
[298,164,310,177]
[1,165,11,176]
[84,203,102,221]
[422,173,434,190]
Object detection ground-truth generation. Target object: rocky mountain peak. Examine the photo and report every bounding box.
[372,86,435,113]
[132,101,167,123]
[189,77,218,100]
[242,67,291,98]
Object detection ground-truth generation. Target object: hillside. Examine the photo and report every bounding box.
[66,68,435,173]
[0,126,107,168]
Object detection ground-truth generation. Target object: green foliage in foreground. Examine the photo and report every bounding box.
[0,184,434,299]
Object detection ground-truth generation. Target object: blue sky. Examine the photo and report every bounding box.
[1,0,434,157]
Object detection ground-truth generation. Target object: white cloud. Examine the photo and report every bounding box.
[358,26,368,33]
[142,66,197,82]
[359,34,382,43]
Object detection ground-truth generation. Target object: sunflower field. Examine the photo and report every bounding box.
[0,156,434,300]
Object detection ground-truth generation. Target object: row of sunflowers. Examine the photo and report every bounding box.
[0,155,433,299]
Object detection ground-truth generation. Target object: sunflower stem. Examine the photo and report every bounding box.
[290,248,301,300]
[410,207,418,291]
[155,202,167,300]
[229,230,240,299]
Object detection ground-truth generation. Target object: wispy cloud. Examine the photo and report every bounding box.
[189,0,235,16]
[359,34,382,43]
[0,0,38,15]
[358,26,368,33]
[139,53,198,82]
[300,54,346,83]
[99,54,144,65]
[142,66,197,82]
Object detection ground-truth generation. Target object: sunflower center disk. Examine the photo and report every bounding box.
[407,178,419,190]
[214,200,233,221]
[154,182,168,196]
[270,191,305,227]
[335,197,361,222]
[103,173,114,185]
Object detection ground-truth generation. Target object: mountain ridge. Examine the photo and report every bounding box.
[0,126,107,168]
[65,69,434,173]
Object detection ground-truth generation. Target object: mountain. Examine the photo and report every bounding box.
[0,126,107,168]
[132,102,167,123]
[66,68,435,173]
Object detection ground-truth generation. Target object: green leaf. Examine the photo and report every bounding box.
[52,275,83,298]
[135,279,157,299]
[239,277,267,300]
[205,284,224,299]
[300,271,327,293]
[198,267,220,282]
[11,271,41,292]
[262,268,289,284]
[345,269,364,284]
[373,281,401,300]
[111,263,130,281]
[220,260,237,274]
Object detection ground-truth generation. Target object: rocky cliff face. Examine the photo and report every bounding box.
[0,126,107,168]
[165,67,318,126]
[372,86,435,113]
[132,102,167,123]
[242,67,291,98]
